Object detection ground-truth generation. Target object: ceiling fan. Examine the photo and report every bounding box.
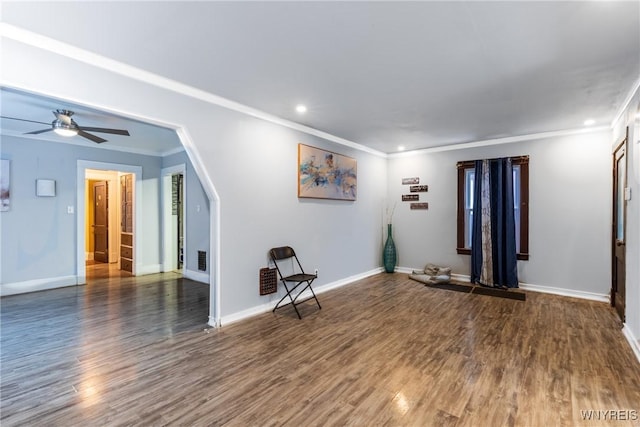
[1,109,130,143]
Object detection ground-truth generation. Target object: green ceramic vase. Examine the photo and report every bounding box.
[383,224,397,273]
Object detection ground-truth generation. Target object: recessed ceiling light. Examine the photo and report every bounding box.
[584,119,595,126]
[295,104,307,114]
[398,145,405,151]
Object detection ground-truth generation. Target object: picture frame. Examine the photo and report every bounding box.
[410,202,429,210]
[298,144,357,200]
[410,185,429,193]
[1,159,9,211]
[402,177,419,185]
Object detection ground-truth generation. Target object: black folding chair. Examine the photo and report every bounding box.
[270,246,321,319]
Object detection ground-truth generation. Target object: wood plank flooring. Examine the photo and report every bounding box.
[1,272,639,426]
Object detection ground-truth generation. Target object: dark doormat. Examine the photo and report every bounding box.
[425,282,473,293]
[471,286,526,301]
[424,279,527,301]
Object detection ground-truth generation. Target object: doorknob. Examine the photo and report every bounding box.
[616,241,625,246]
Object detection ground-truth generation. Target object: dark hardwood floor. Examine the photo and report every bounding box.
[1,272,639,426]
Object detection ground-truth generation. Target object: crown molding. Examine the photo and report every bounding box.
[388,126,611,158]
[611,76,640,129]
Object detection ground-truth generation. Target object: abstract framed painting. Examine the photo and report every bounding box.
[298,144,357,201]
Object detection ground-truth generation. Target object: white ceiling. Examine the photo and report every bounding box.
[1,1,639,155]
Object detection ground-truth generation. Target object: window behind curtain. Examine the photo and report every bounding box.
[457,156,529,260]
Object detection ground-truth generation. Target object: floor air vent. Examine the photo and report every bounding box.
[198,251,207,271]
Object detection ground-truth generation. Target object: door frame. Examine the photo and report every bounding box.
[77,160,142,283]
[85,170,120,264]
[611,128,628,321]
[161,164,187,273]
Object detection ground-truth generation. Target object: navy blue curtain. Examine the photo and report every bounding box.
[470,158,519,288]
[470,160,484,284]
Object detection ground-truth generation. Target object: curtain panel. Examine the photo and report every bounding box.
[470,158,519,288]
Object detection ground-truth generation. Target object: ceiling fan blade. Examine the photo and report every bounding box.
[79,127,130,136]
[78,130,107,143]
[0,116,50,126]
[25,128,53,135]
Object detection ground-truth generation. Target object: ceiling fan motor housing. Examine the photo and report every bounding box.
[52,118,79,131]
[52,112,79,136]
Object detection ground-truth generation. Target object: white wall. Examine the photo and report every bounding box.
[188,110,387,319]
[0,135,163,294]
[388,129,612,297]
[0,33,388,324]
[0,137,76,286]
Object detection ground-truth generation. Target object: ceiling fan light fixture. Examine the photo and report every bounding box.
[52,119,78,137]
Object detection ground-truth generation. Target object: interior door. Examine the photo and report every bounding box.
[120,174,134,273]
[612,130,627,322]
[93,181,109,263]
[176,173,184,269]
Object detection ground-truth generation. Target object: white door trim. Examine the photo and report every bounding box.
[77,160,142,283]
[161,164,187,273]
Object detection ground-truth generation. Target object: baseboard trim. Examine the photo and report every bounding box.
[136,264,162,276]
[315,267,385,295]
[448,272,609,303]
[221,301,275,326]
[207,315,219,328]
[622,324,640,365]
[518,282,609,303]
[183,269,209,284]
[220,267,384,326]
[0,275,79,297]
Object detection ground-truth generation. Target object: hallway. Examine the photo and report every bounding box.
[85,260,132,280]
